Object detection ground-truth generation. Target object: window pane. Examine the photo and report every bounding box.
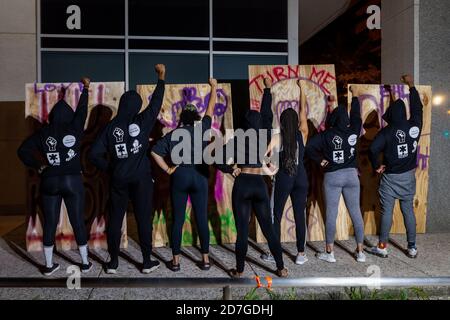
[213,55,287,80]
[213,0,287,39]
[41,0,125,35]
[42,52,124,83]
[129,0,209,37]
[129,53,209,89]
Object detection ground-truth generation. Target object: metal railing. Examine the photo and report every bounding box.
[2,277,450,300]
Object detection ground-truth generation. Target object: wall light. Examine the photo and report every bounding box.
[432,95,445,106]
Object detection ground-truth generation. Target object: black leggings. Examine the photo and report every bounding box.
[40,174,87,247]
[108,174,153,264]
[170,167,209,256]
[273,168,308,253]
[232,174,284,273]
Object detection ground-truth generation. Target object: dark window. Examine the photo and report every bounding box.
[42,38,124,49]
[41,52,125,83]
[213,0,287,39]
[129,0,209,37]
[41,0,125,35]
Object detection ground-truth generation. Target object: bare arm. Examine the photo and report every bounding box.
[297,79,308,144]
[205,78,217,118]
[151,152,177,175]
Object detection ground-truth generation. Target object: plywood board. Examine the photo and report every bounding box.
[347,84,431,235]
[137,83,235,247]
[249,65,351,242]
[24,82,126,251]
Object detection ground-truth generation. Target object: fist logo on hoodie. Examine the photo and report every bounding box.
[46,137,57,151]
[332,136,343,150]
[113,127,125,143]
[396,130,406,144]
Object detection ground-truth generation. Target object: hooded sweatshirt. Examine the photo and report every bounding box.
[215,88,273,174]
[17,88,89,178]
[89,80,165,182]
[306,97,362,173]
[369,87,423,174]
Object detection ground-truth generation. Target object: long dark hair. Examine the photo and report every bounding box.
[179,104,201,127]
[280,108,299,176]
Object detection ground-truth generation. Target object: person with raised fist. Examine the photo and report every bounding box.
[18,77,93,276]
[151,77,219,272]
[369,75,424,259]
[89,64,166,274]
[306,86,366,264]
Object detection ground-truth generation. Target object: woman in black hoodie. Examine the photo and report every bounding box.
[18,77,92,276]
[89,64,165,274]
[306,87,365,263]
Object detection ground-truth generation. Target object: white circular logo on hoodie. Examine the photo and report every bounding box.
[409,126,420,139]
[63,135,76,147]
[348,134,358,146]
[129,124,140,137]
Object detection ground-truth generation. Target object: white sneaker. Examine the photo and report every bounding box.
[295,254,308,265]
[407,247,418,259]
[316,252,336,263]
[260,253,275,263]
[355,251,366,263]
[369,246,388,258]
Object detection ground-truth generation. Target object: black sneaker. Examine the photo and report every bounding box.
[142,260,160,274]
[81,262,93,273]
[42,263,60,276]
[105,260,118,274]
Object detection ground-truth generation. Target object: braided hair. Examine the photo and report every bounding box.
[280,108,299,177]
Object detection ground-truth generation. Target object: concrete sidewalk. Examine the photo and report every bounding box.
[0,218,449,300]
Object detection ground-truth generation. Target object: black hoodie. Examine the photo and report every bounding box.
[215,88,273,174]
[17,88,89,177]
[89,80,165,182]
[306,97,362,173]
[369,87,423,174]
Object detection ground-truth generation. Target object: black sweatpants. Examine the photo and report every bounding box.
[108,174,153,264]
[40,174,87,247]
[273,168,308,253]
[232,173,284,273]
[170,167,209,256]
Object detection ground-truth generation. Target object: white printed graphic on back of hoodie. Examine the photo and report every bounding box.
[113,128,125,143]
[47,152,61,166]
[115,144,128,159]
[46,137,57,151]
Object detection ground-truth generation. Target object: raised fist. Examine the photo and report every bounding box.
[155,64,166,79]
[263,77,273,89]
[401,75,414,87]
[81,77,90,88]
[209,78,218,87]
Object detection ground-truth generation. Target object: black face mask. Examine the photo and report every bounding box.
[326,105,350,131]
[116,90,143,120]
[48,100,74,125]
[382,99,407,125]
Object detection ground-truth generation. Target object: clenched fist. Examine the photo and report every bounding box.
[81,77,90,89]
[155,64,166,80]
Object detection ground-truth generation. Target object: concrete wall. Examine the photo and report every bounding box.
[382,0,450,232]
[0,0,36,214]
[0,0,36,101]
[419,0,450,232]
